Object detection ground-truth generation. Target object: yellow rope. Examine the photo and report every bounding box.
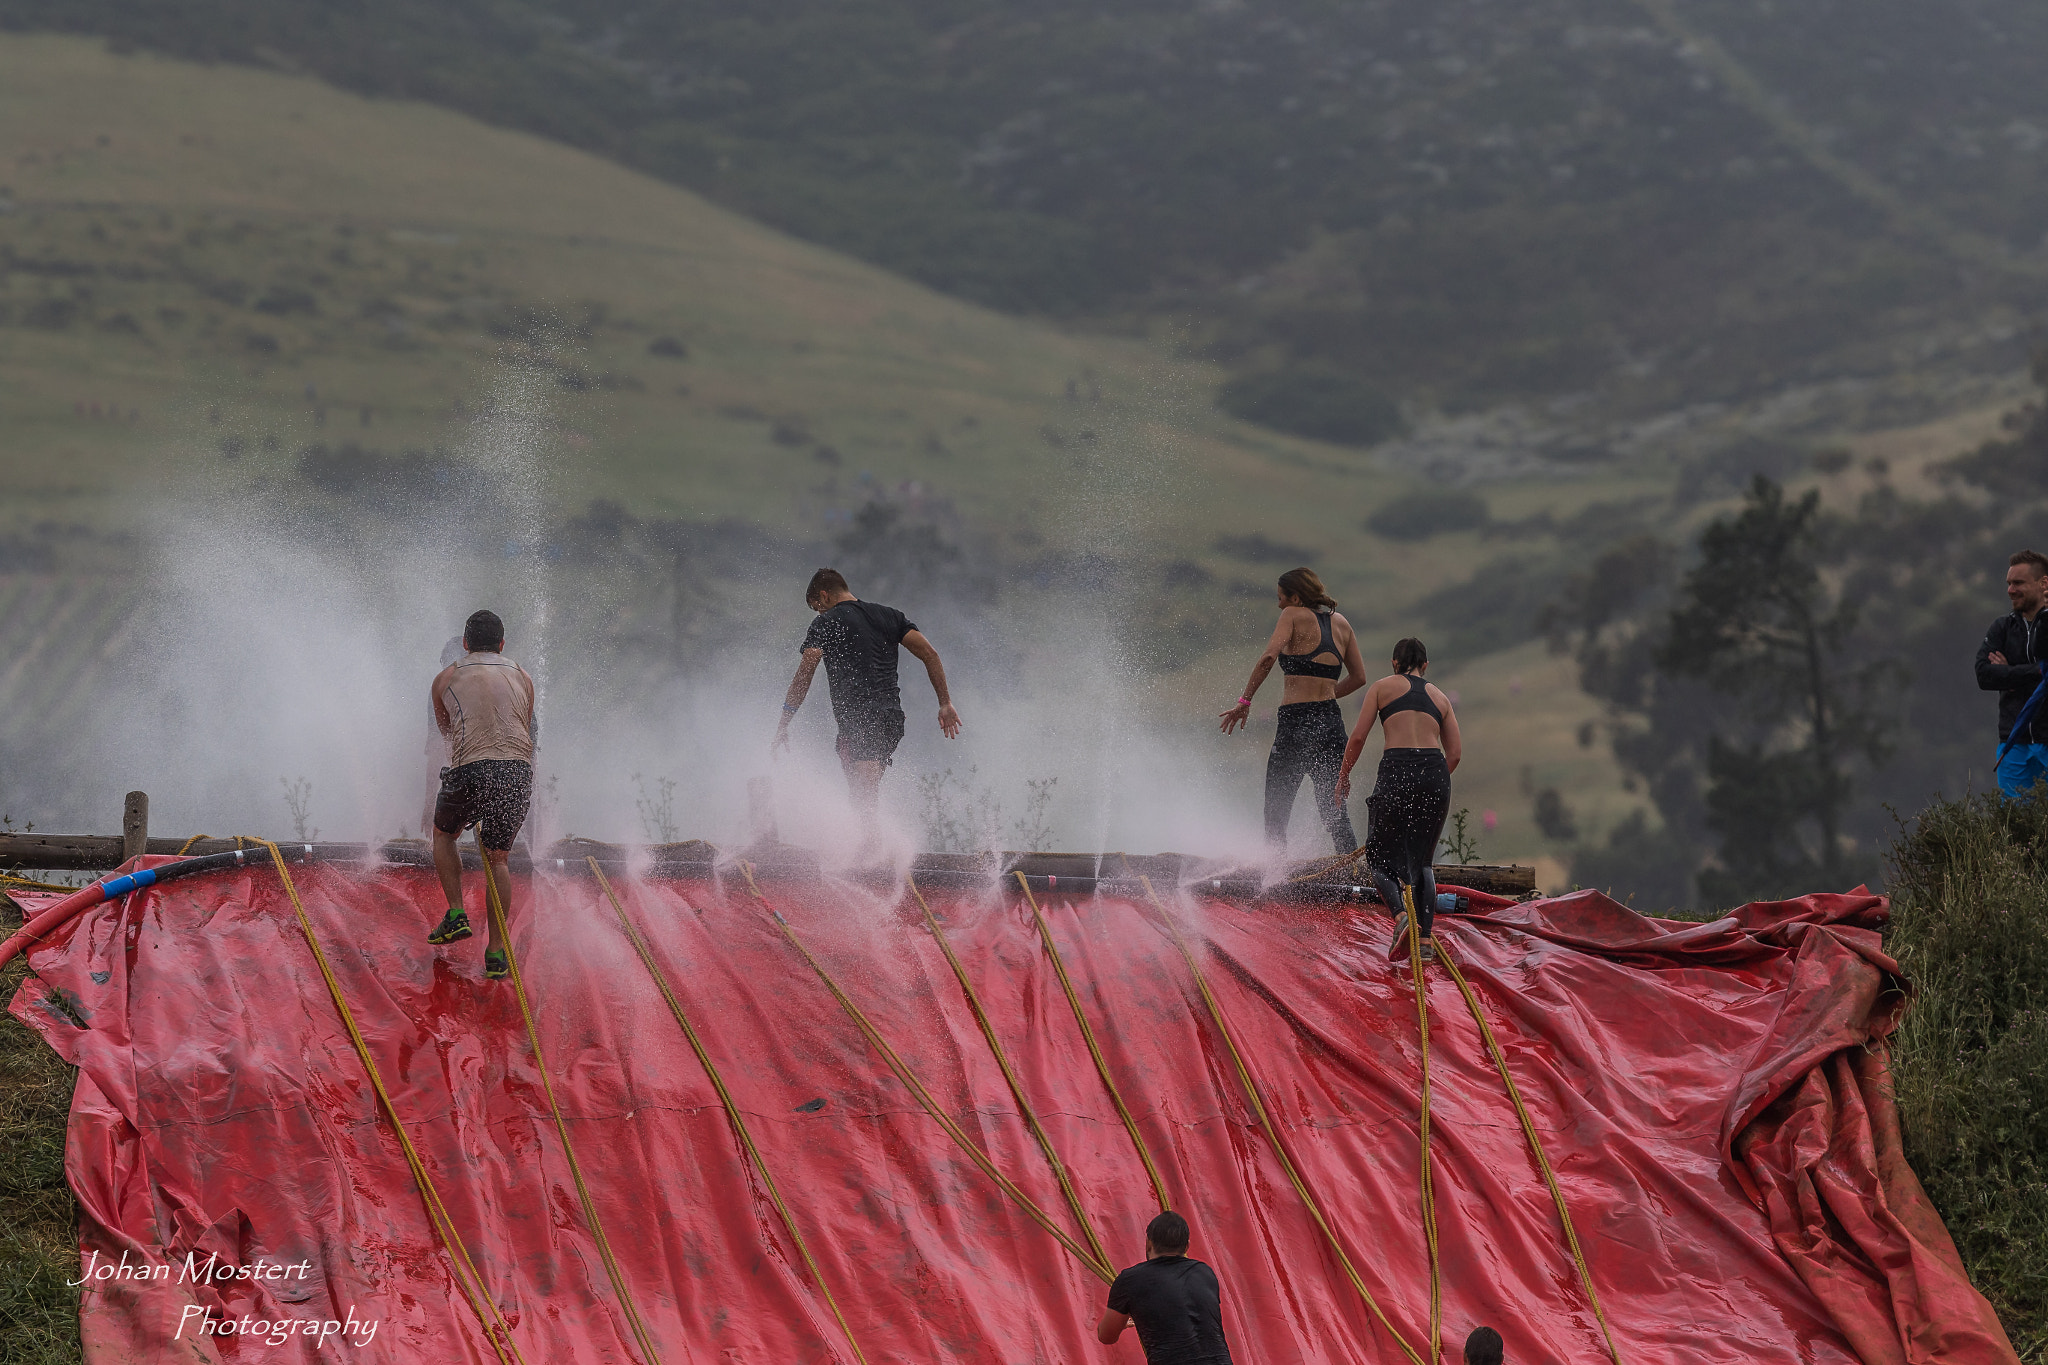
[1438,943,1625,1365]
[1403,887,1443,1358]
[177,834,211,855]
[1013,872,1173,1212]
[0,873,79,893]
[906,877,1113,1269]
[738,864,1115,1284]
[588,860,868,1365]
[247,838,526,1365]
[478,843,662,1365]
[1135,876,1427,1365]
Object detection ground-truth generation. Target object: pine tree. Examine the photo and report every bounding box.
[1657,476,1894,903]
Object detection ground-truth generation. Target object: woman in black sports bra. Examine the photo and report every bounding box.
[1336,637,1463,960]
[1220,568,1369,854]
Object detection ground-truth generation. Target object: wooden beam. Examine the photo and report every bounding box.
[122,792,148,864]
[1434,863,1538,897]
[0,832,1540,896]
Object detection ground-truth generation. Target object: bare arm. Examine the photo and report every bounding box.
[520,666,539,747]
[1336,681,1382,800]
[430,666,456,739]
[902,630,962,739]
[1331,615,1370,702]
[1221,614,1296,734]
[1436,689,1462,773]
[772,649,823,753]
[1096,1308,1130,1345]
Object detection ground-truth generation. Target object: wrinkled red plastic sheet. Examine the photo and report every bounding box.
[8,861,2017,1364]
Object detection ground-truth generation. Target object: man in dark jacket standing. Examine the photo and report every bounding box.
[1977,549,2048,797]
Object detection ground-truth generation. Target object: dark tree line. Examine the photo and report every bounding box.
[1552,356,2048,908]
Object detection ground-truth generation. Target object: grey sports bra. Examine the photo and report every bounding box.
[1377,673,1443,725]
[1277,611,1343,680]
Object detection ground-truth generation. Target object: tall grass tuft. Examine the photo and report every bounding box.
[0,924,83,1364]
[1888,792,2048,1359]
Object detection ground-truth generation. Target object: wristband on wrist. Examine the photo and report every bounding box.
[1236,696,1252,707]
[782,703,799,714]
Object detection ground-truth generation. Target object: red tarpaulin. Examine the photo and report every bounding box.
[7,860,2018,1363]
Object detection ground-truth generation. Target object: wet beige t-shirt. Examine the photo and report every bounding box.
[433,652,536,768]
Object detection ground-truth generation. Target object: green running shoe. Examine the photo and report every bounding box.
[427,908,472,945]
[484,948,510,980]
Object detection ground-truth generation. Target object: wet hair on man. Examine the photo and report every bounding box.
[1465,1325,1504,1365]
[805,567,850,605]
[465,609,505,652]
[1146,1210,1190,1255]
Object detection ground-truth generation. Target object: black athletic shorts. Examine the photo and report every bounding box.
[433,759,532,851]
[836,708,907,766]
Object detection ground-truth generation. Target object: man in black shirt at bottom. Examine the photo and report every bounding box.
[1098,1212,1233,1364]
[774,568,961,830]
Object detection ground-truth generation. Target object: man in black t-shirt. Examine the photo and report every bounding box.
[1096,1211,1233,1364]
[774,568,961,823]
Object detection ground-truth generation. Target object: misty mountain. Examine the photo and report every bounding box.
[9,0,2047,420]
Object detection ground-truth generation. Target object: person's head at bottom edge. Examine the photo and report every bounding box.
[1465,1325,1505,1365]
[1144,1210,1190,1260]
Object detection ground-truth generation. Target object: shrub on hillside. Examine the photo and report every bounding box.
[1216,368,1404,447]
[1887,792,2048,1356]
[1366,489,1489,541]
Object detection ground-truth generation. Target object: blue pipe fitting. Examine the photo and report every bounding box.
[99,867,159,901]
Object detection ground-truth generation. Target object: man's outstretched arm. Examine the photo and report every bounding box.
[1095,1308,1129,1345]
[774,649,823,753]
[902,630,961,739]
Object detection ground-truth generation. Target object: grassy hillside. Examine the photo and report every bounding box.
[1888,793,2048,1356]
[0,34,1261,542]
[6,0,2046,417]
[0,35,1670,861]
[0,33,1657,577]
[1,35,2037,887]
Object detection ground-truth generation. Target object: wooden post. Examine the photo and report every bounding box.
[122,791,149,864]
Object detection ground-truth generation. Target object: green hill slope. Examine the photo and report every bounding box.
[7,0,2046,416]
[0,33,1273,546]
[3,34,2034,888]
[0,34,1662,867]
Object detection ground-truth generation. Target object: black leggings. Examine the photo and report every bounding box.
[1265,701,1358,854]
[1364,748,1451,936]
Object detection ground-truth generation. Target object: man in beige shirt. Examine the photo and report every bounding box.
[426,610,537,980]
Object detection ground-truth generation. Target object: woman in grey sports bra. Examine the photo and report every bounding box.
[1220,568,1369,854]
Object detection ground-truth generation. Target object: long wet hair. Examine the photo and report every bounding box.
[1392,637,1428,673]
[1277,567,1337,611]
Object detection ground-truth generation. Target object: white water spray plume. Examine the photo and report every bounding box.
[19,346,1347,876]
